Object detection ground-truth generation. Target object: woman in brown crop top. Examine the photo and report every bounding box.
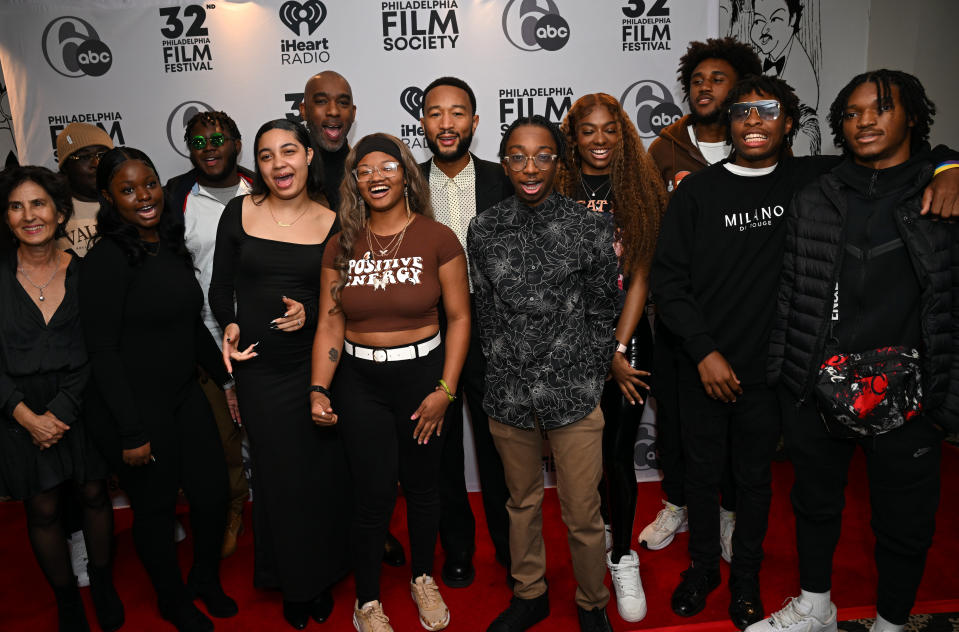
[311,133,469,632]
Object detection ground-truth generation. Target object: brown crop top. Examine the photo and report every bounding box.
[321,215,464,333]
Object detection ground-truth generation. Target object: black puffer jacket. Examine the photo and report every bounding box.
[768,154,959,432]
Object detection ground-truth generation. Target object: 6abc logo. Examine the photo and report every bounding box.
[279,0,327,36]
[42,16,113,78]
[620,79,682,140]
[502,0,570,52]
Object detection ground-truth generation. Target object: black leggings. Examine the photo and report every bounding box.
[24,478,113,590]
[117,385,228,609]
[334,340,446,604]
[600,313,653,562]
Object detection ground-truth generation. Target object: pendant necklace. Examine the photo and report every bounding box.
[17,251,61,302]
[581,175,612,200]
[366,211,413,260]
[269,201,310,227]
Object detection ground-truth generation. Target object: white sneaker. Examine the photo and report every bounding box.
[606,549,647,622]
[638,500,687,550]
[604,523,613,552]
[68,531,89,588]
[744,596,838,632]
[353,600,394,632]
[410,574,450,630]
[720,508,736,564]
[174,519,187,543]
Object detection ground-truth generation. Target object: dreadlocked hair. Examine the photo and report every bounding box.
[183,110,242,143]
[556,93,667,275]
[828,69,935,155]
[330,133,433,313]
[678,37,762,101]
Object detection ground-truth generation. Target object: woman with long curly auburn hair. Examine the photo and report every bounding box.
[558,92,667,623]
[312,133,470,632]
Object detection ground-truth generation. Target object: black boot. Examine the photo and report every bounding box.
[54,583,91,632]
[159,596,214,632]
[187,567,238,618]
[88,564,125,631]
[311,588,334,623]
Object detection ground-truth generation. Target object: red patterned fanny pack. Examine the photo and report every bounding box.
[815,346,923,438]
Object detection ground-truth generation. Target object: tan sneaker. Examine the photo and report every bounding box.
[410,575,450,630]
[353,600,393,632]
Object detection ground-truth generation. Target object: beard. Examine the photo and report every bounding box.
[307,121,348,153]
[689,105,723,127]
[190,148,240,185]
[425,129,473,164]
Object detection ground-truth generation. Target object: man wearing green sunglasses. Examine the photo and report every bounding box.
[165,110,253,561]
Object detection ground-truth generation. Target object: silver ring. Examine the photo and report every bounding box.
[297,319,302,326]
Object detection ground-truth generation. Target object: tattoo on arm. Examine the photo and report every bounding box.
[328,348,339,362]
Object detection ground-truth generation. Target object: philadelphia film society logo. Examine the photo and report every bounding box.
[167,100,214,157]
[42,16,113,78]
[158,4,214,73]
[398,86,426,149]
[381,1,460,51]
[502,0,570,52]
[620,0,671,51]
[278,0,331,66]
[47,112,125,161]
[498,85,573,134]
[619,79,682,140]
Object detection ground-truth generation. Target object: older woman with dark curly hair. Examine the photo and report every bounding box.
[311,132,470,632]
[0,165,122,632]
[557,93,668,623]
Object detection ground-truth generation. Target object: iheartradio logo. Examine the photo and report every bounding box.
[278,0,327,36]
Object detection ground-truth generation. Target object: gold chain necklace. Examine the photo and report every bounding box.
[268,201,311,227]
[366,212,413,260]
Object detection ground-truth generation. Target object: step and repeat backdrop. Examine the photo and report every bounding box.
[0,0,870,489]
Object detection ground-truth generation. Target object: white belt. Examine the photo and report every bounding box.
[343,332,441,362]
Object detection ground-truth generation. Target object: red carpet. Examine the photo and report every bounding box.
[3,445,959,631]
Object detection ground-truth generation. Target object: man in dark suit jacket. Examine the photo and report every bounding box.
[418,76,513,588]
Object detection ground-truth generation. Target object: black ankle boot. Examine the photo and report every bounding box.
[88,564,125,631]
[53,583,91,632]
[159,597,214,632]
[187,568,238,618]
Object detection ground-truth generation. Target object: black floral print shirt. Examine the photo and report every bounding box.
[467,192,618,430]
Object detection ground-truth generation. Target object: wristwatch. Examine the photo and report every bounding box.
[615,341,628,355]
[309,385,332,398]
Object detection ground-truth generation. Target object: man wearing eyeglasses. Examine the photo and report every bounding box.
[469,116,618,632]
[56,122,114,257]
[651,74,959,630]
[417,76,513,590]
[165,110,252,560]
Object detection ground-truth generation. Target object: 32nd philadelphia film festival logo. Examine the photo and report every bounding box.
[502,0,570,52]
[167,100,214,157]
[619,78,682,141]
[277,0,331,66]
[42,16,113,77]
[398,86,426,149]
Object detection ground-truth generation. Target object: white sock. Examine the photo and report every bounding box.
[871,613,905,632]
[798,589,831,620]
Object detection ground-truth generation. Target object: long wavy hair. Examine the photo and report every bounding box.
[249,118,325,204]
[94,147,191,267]
[557,93,667,274]
[330,133,433,312]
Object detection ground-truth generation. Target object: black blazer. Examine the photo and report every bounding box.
[418,152,512,217]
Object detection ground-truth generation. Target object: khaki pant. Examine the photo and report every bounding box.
[199,369,248,516]
[489,406,609,610]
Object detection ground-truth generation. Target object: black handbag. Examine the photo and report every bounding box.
[815,345,922,438]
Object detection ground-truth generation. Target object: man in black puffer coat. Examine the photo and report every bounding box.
[756,70,959,632]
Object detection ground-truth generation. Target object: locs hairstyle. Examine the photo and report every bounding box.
[677,37,762,101]
[828,69,935,155]
[330,133,434,312]
[422,76,478,115]
[0,165,74,241]
[720,74,801,148]
[556,93,667,274]
[94,147,191,267]
[249,118,325,203]
[498,115,567,160]
[183,110,242,144]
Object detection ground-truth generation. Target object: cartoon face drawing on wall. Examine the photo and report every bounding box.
[750,0,798,61]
